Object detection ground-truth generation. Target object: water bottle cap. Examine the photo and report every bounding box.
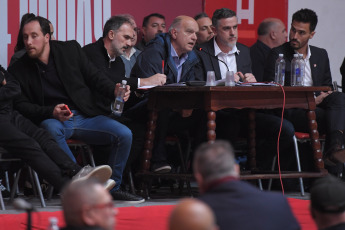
[121,80,127,85]
[49,217,58,223]
[279,54,283,57]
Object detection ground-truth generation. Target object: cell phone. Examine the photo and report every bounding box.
[61,105,72,116]
[186,81,206,86]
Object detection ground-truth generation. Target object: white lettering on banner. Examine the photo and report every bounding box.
[2,0,111,68]
[0,0,11,67]
[237,0,254,24]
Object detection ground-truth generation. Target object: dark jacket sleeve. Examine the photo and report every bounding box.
[130,40,166,79]
[263,48,279,82]
[0,67,21,102]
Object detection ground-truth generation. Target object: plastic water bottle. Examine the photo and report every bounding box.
[111,80,127,116]
[46,217,59,230]
[297,54,305,86]
[290,54,299,86]
[274,54,285,85]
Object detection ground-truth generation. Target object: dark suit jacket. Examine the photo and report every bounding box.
[8,40,115,124]
[263,42,332,87]
[250,40,271,82]
[195,38,252,81]
[198,180,300,230]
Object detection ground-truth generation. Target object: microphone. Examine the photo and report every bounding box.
[13,198,36,212]
[196,46,229,71]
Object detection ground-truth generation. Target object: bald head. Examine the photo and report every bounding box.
[61,179,116,230]
[169,15,199,57]
[169,199,218,230]
[257,18,287,48]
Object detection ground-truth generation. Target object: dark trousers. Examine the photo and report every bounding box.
[0,111,80,191]
[216,109,295,169]
[284,92,345,150]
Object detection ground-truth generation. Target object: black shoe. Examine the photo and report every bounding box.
[151,162,171,173]
[111,189,145,203]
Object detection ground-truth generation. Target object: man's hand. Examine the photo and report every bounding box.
[237,72,257,83]
[140,73,167,86]
[114,83,131,102]
[53,104,73,121]
[1,79,6,86]
[315,91,332,105]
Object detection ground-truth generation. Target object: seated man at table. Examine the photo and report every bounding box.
[195,8,295,169]
[264,8,345,171]
[250,18,287,82]
[194,12,214,45]
[130,15,205,173]
[194,141,300,230]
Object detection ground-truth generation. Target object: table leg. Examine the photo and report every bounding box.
[141,110,158,172]
[207,111,216,143]
[307,110,325,171]
[248,110,256,170]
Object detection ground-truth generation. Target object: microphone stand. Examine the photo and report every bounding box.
[27,209,33,230]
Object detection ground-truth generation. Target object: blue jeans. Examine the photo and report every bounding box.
[40,110,132,190]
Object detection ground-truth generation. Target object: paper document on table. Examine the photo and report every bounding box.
[238,82,277,86]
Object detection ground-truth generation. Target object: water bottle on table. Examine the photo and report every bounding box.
[111,80,127,116]
[274,54,285,85]
[290,54,299,86]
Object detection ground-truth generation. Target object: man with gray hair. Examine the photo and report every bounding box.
[194,141,300,230]
[130,15,204,173]
[61,179,117,230]
[250,18,287,81]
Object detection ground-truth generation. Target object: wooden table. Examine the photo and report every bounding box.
[140,85,331,180]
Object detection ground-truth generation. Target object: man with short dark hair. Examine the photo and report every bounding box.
[136,13,166,51]
[195,8,295,170]
[250,18,287,81]
[194,141,300,230]
[310,175,345,230]
[8,16,133,201]
[264,9,345,171]
[194,12,214,45]
[61,179,117,230]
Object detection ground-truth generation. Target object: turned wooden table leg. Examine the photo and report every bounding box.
[248,110,256,170]
[141,110,158,172]
[207,111,216,143]
[307,110,324,171]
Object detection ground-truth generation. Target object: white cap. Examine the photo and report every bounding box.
[279,54,284,57]
[121,80,127,85]
[294,54,298,57]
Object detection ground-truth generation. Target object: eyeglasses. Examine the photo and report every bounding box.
[91,201,114,210]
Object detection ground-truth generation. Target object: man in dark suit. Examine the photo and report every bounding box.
[194,141,300,230]
[264,8,345,169]
[195,8,295,170]
[8,16,141,202]
[250,18,287,82]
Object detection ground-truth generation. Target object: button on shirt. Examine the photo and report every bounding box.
[214,39,239,79]
[171,44,188,83]
[296,45,312,86]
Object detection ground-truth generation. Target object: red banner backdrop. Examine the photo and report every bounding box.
[205,0,288,47]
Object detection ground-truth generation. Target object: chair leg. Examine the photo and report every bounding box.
[0,180,5,210]
[30,168,46,208]
[258,179,263,190]
[10,169,22,201]
[268,155,277,190]
[293,135,305,196]
[5,171,10,191]
[128,169,136,195]
[84,146,96,167]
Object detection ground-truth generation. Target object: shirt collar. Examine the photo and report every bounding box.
[170,44,188,62]
[213,37,239,56]
[122,47,137,60]
[295,45,311,60]
[107,52,116,62]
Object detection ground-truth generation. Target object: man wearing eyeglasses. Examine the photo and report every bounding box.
[61,179,117,230]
